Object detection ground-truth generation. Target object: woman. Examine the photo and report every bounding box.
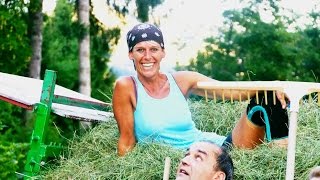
[112,23,289,156]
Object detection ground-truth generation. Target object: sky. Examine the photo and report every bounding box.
[43,0,319,73]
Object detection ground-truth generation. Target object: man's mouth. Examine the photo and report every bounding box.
[179,168,189,176]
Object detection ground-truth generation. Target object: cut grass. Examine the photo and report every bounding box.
[41,100,320,179]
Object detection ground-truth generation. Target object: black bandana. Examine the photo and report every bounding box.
[126,23,164,52]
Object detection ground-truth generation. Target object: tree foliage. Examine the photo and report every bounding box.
[42,0,120,101]
[0,0,31,75]
[300,11,320,81]
[106,0,164,22]
[186,0,320,82]
[0,1,32,178]
[42,0,79,90]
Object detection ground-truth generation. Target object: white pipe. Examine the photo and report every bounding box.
[163,157,171,180]
[285,111,298,180]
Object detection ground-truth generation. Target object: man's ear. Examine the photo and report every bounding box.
[212,171,226,180]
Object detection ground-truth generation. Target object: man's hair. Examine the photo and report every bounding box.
[216,146,234,180]
[309,166,320,179]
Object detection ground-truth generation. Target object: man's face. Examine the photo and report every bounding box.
[176,142,225,180]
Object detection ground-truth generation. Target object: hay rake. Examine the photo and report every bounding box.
[195,80,320,180]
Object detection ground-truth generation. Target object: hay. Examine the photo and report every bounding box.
[41,100,320,179]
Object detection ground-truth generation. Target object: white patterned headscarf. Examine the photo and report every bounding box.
[126,23,164,52]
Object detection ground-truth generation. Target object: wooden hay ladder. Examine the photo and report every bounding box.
[197,81,320,180]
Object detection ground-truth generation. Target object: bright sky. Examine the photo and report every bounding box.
[43,0,319,73]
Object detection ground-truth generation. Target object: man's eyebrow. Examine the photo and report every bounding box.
[197,149,208,156]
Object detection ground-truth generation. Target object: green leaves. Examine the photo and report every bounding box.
[0,0,31,75]
[187,0,320,82]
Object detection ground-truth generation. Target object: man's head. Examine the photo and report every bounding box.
[176,141,234,180]
[126,23,164,52]
[309,166,320,180]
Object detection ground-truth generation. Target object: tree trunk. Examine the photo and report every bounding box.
[78,0,91,129]
[25,0,43,123]
[78,0,91,96]
[29,0,43,79]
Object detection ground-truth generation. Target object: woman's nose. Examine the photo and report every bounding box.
[144,50,152,59]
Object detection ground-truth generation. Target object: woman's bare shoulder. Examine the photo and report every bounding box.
[114,76,136,96]
[115,76,134,87]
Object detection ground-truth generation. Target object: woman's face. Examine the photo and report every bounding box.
[129,40,165,78]
[176,142,225,180]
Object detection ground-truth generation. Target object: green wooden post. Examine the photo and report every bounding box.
[24,70,57,178]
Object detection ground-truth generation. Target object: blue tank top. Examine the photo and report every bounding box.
[133,73,226,149]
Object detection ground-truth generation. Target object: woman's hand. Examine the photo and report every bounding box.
[276,91,289,109]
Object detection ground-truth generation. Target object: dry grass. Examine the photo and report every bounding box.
[41,100,320,179]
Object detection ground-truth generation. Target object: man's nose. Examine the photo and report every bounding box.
[181,156,191,166]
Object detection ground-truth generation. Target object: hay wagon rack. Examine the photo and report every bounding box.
[197,80,320,180]
[0,69,112,179]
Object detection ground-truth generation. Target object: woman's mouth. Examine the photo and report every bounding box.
[142,62,154,69]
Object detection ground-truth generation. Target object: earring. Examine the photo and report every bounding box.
[132,60,136,70]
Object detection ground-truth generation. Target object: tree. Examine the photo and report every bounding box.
[0,1,33,178]
[106,0,164,22]
[77,0,91,97]
[28,0,43,79]
[0,0,30,75]
[300,10,320,82]
[42,0,79,90]
[135,0,164,22]
[186,0,307,81]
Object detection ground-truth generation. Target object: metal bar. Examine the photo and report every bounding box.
[24,70,56,178]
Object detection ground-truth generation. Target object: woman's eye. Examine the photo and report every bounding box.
[151,48,158,52]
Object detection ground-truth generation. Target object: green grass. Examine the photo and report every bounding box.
[41,100,320,179]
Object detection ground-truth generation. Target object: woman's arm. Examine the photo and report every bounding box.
[173,71,254,99]
[112,76,136,156]
[173,71,285,104]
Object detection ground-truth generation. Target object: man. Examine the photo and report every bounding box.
[176,141,234,180]
[309,166,320,180]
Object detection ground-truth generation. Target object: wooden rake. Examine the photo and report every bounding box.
[196,80,320,180]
